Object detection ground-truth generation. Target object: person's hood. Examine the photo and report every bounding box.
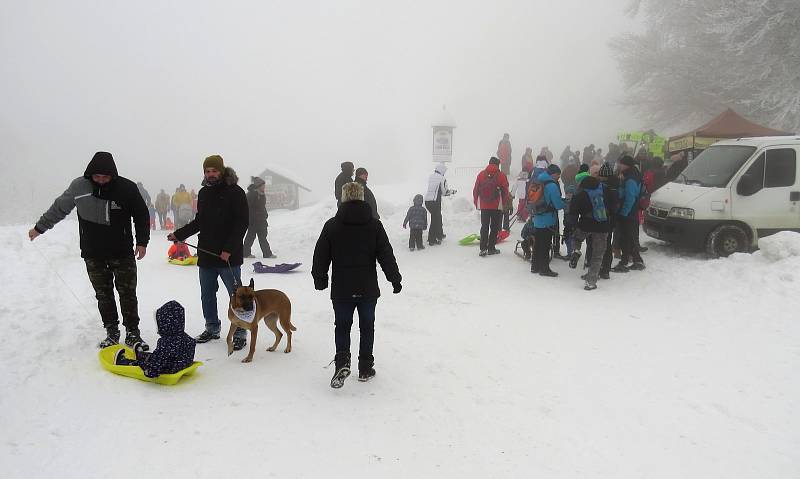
[335,200,373,225]
[575,172,590,184]
[434,164,447,175]
[413,194,423,206]
[537,171,554,183]
[341,161,355,174]
[484,163,500,176]
[579,176,601,190]
[84,152,118,178]
[247,176,265,192]
[202,166,239,187]
[155,300,185,336]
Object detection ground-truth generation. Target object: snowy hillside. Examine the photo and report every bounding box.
[1,183,799,478]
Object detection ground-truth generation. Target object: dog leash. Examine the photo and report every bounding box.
[178,240,241,289]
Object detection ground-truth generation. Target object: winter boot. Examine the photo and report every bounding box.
[232,334,247,351]
[195,330,220,343]
[629,262,646,271]
[358,355,376,382]
[569,250,582,269]
[479,250,488,257]
[98,327,120,349]
[539,270,558,278]
[611,262,630,273]
[125,329,150,352]
[488,248,500,255]
[584,282,598,291]
[330,352,351,389]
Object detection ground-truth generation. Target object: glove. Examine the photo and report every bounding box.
[314,281,328,291]
[403,224,407,229]
[392,282,402,294]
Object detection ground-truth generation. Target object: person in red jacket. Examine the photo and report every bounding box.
[473,157,510,257]
[497,133,512,175]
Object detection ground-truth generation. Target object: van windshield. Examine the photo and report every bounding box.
[675,145,756,187]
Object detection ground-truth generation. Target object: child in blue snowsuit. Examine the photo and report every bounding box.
[115,300,196,378]
[403,194,428,251]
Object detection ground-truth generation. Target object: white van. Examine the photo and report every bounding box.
[644,136,800,257]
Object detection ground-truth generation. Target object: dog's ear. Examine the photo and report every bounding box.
[248,277,254,289]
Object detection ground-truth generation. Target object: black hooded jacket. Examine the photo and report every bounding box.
[34,152,150,259]
[566,176,616,233]
[334,164,354,206]
[312,200,401,300]
[173,167,248,268]
[246,182,268,229]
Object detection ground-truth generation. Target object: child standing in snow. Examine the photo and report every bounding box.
[403,194,428,251]
[115,300,196,378]
[511,170,530,222]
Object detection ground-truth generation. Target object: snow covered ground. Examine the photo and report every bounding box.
[1,179,799,478]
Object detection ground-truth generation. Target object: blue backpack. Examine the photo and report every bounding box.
[585,184,608,222]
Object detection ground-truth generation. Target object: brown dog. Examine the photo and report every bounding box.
[227,278,296,363]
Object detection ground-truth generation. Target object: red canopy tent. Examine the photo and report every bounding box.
[668,108,794,155]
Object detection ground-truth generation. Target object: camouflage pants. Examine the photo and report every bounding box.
[84,256,140,331]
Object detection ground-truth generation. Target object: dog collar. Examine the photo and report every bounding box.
[230,306,256,324]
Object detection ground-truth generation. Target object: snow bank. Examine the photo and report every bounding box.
[757,231,800,262]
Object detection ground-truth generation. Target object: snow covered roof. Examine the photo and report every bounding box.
[257,164,312,191]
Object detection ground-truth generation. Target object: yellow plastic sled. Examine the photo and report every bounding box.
[98,344,203,385]
[168,256,198,266]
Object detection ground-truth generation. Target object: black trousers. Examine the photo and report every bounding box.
[333,300,377,364]
[479,209,503,251]
[243,225,273,257]
[409,229,424,249]
[618,215,643,264]
[601,227,614,275]
[425,201,443,244]
[84,256,140,331]
[533,227,554,272]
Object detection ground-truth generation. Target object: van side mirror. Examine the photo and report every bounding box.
[736,174,761,196]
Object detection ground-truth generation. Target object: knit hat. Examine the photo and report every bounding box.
[599,163,614,178]
[547,164,561,175]
[489,157,501,166]
[579,164,589,173]
[203,155,225,171]
[251,176,265,187]
[619,155,636,167]
[341,182,364,203]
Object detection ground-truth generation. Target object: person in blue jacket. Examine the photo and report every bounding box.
[613,156,645,272]
[115,300,196,378]
[531,164,566,277]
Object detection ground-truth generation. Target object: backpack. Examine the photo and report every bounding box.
[478,174,500,203]
[527,178,554,215]
[585,185,608,222]
[638,178,651,210]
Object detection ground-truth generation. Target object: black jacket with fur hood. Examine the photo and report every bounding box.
[34,152,150,259]
[174,167,249,268]
[312,200,401,300]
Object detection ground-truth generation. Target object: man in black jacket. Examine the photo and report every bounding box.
[243,176,276,259]
[334,161,354,207]
[565,169,614,290]
[29,151,151,348]
[312,181,401,388]
[169,155,249,349]
[355,167,380,220]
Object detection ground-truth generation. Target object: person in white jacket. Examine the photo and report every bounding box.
[424,164,454,246]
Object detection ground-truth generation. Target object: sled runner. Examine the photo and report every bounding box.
[98,345,202,385]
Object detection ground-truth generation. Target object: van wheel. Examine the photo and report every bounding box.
[706,225,748,258]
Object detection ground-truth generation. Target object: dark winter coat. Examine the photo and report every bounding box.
[334,170,354,206]
[312,200,401,301]
[403,195,428,230]
[355,177,380,220]
[246,183,268,229]
[136,300,196,378]
[173,167,248,268]
[566,176,614,233]
[34,153,150,260]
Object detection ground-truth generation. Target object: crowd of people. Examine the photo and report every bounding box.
[27,139,689,387]
[469,133,687,290]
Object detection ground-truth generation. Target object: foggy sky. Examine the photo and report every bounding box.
[1,0,634,223]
